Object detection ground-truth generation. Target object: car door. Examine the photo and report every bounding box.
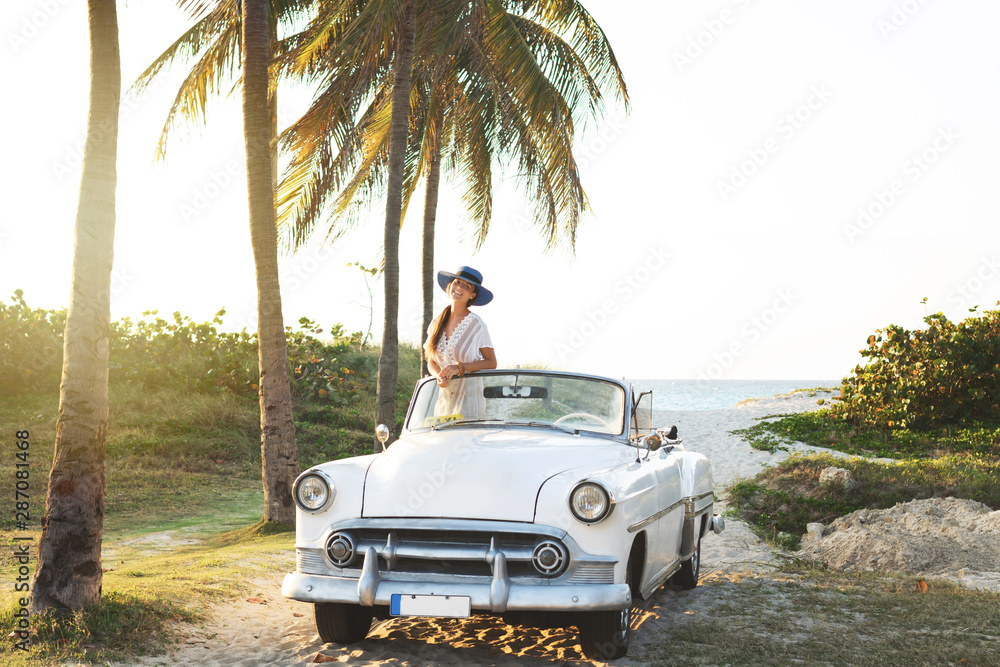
[651,447,685,580]
[633,391,686,589]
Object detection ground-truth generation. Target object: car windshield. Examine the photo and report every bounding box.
[404,372,626,436]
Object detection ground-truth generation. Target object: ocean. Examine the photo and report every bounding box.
[629,379,841,411]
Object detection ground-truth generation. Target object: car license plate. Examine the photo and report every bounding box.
[390,594,471,618]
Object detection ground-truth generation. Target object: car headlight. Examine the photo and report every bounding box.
[294,471,334,512]
[570,481,614,524]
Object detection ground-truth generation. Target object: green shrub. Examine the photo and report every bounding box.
[736,409,1000,460]
[0,291,370,407]
[0,290,66,394]
[110,309,258,392]
[727,452,1000,549]
[835,306,1000,430]
[286,317,368,405]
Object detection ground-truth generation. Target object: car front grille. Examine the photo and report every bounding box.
[350,527,558,578]
[566,563,615,584]
[294,522,616,583]
[297,547,327,575]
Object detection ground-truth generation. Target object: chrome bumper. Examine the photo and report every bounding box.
[282,547,630,613]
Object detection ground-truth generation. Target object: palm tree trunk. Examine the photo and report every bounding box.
[30,0,120,612]
[269,18,279,194]
[375,0,416,450]
[420,101,444,378]
[241,0,299,524]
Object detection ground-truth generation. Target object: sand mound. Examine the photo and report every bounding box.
[798,497,1000,590]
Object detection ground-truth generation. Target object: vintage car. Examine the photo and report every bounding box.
[282,369,723,659]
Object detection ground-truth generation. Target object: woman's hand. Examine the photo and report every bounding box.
[438,363,462,380]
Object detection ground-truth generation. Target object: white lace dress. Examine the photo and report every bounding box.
[431,312,493,419]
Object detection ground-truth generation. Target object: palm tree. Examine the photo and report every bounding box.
[129,1,312,174]
[131,0,307,524]
[376,0,417,448]
[272,0,419,447]
[276,0,628,399]
[241,0,300,524]
[31,0,120,612]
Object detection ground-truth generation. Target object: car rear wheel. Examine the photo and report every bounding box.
[578,561,634,660]
[314,602,373,645]
[671,532,701,590]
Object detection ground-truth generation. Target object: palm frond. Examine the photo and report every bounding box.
[127,2,236,100]
[152,22,241,161]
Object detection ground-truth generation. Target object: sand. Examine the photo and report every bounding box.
[798,496,1000,592]
[108,390,997,666]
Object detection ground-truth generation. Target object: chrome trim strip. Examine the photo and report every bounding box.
[283,571,631,612]
[332,517,568,539]
[628,497,686,534]
[685,491,715,518]
[640,558,681,599]
[629,492,714,534]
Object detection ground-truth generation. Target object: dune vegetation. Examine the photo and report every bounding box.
[0,293,420,664]
[728,306,1000,550]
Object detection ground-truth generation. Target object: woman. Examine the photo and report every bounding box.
[425,266,497,419]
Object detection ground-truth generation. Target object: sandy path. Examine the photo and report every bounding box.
[111,393,831,667]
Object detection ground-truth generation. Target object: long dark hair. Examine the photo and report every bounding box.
[424,281,477,364]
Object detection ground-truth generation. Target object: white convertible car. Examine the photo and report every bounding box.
[282,369,723,659]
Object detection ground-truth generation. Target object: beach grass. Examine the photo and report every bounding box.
[726,451,1000,550]
[0,522,294,666]
[734,408,1000,458]
[637,563,1000,666]
[0,341,421,664]
[727,407,1000,549]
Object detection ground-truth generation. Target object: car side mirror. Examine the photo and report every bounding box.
[375,424,390,446]
[656,425,681,444]
[643,433,662,452]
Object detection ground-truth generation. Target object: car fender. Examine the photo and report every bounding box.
[533,456,658,581]
[675,451,716,551]
[294,454,379,547]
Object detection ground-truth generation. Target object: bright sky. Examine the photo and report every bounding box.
[4,0,999,381]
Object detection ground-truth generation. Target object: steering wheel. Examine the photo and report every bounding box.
[554,412,613,430]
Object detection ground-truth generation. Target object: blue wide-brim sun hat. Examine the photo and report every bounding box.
[437,266,494,306]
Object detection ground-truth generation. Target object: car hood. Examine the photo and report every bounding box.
[361,427,623,522]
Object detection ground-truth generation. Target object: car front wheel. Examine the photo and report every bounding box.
[315,602,374,645]
[578,563,633,660]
